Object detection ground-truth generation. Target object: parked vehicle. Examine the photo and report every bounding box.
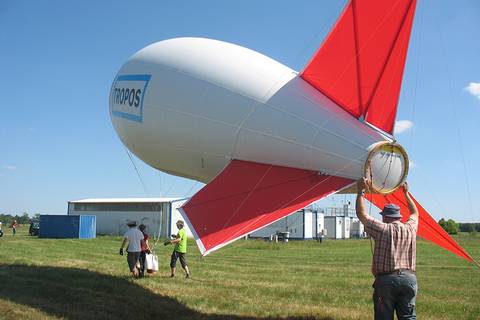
[29,221,40,236]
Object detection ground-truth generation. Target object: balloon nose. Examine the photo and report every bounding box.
[365,141,409,194]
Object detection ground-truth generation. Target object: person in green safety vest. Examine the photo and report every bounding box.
[164,220,191,278]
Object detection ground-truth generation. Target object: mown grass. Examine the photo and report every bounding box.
[0,226,478,319]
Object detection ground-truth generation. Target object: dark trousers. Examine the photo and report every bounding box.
[373,270,417,320]
[126,251,140,272]
[139,251,146,275]
[170,250,187,268]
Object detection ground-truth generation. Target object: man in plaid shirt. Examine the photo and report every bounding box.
[356,178,419,320]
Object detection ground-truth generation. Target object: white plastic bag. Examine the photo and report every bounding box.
[145,253,154,270]
[146,253,159,273]
[152,254,159,272]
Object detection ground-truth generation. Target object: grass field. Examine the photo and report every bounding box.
[0,226,478,320]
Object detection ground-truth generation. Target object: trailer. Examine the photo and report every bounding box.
[39,215,96,239]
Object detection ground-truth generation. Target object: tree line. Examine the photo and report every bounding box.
[0,213,41,225]
[438,218,480,235]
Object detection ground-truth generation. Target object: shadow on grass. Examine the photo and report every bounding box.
[0,264,334,320]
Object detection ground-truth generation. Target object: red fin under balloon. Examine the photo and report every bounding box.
[179,160,354,255]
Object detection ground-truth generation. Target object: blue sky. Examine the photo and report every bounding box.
[1,0,479,222]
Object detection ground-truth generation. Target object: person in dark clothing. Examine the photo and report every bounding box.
[138,224,151,277]
[11,220,18,236]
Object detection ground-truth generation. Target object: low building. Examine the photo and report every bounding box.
[324,216,344,239]
[350,217,365,238]
[67,198,191,237]
[321,204,365,239]
[250,209,325,240]
[249,203,366,240]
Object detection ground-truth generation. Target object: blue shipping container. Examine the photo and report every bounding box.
[39,215,96,239]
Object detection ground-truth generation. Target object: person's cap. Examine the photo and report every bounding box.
[380,204,402,218]
[126,220,137,226]
[176,220,184,227]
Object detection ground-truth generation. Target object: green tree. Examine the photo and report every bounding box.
[439,218,447,230]
[438,218,459,235]
[20,212,30,224]
[446,219,459,234]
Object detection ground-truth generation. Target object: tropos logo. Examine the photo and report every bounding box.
[110,74,151,122]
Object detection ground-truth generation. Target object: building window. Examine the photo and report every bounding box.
[73,203,163,212]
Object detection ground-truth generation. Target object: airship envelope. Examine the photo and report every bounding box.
[110,0,477,265]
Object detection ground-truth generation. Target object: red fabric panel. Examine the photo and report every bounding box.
[354,0,413,111]
[300,0,416,134]
[365,1,416,133]
[301,4,361,117]
[366,189,474,264]
[181,160,353,255]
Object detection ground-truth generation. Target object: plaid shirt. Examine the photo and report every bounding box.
[365,216,417,276]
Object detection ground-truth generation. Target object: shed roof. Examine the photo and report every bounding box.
[69,197,187,203]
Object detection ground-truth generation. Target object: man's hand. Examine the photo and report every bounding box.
[357,177,370,195]
[119,248,124,256]
[402,181,409,194]
[163,240,171,246]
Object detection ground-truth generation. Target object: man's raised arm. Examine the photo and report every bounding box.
[403,182,419,228]
[355,178,369,225]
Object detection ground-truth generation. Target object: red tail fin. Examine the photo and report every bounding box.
[301,0,416,134]
[367,189,476,264]
[180,160,353,255]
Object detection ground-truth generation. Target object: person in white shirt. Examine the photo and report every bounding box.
[119,220,144,277]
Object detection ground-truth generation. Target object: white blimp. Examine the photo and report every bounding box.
[109,0,474,263]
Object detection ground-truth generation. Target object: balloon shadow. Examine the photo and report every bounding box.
[0,264,334,320]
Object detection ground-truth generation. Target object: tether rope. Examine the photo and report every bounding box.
[407,0,424,151]
[124,147,167,250]
[367,161,375,257]
[437,8,475,223]
[291,1,348,69]
[124,146,149,196]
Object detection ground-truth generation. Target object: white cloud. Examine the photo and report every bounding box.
[2,165,16,171]
[394,120,413,134]
[409,161,416,169]
[465,82,480,100]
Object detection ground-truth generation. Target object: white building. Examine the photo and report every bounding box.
[250,209,325,239]
[324,216,343,239]
[342,216,351,239]
[249,203,366,240]
[321,204,366,239]
[67,198,192,237]
[350,217,365,238]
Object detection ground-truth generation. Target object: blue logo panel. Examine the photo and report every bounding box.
[111,74,151,123]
